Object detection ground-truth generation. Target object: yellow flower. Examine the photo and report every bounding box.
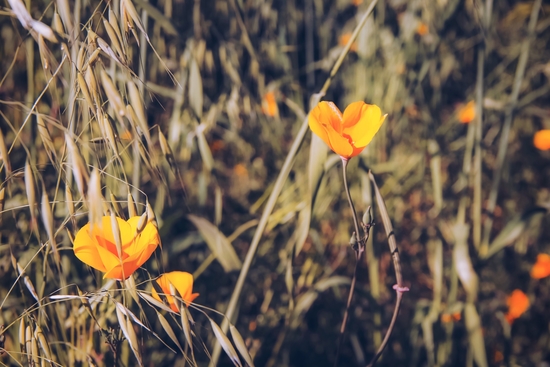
[73,216,160,280]
[308,101,386,159]
[151,272,199,312]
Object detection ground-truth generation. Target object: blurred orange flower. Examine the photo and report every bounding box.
[352,0,363,6]
[152,271,199,312]
[531,253,550,279]
[505,289,529,324]
[416,22,429,36]
[457,101,476,123]
[74,216,160,280]
[339,33,357,52]
[440,312,461,323]
[534,130,550,151]
[261,91,278,118]
[308,101,386,159]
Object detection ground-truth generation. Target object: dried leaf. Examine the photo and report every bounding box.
[230,324,255,367]
[187,215,242,272]
[209,318,242,367]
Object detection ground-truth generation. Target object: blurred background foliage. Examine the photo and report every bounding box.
[1,0,550,366]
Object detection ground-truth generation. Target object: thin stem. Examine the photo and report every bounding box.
[334,157,368,367]
[341,158,362,245]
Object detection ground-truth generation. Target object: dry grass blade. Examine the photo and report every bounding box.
[452,222,478,300]
[99,69,126,119]
[209,318,242,367]
[127,193,137,217]
[156,311,184,353]
[52,12,64,36]
[65,133,89,199]
[482,208,547,260]
[0,187,5,225]
[65,184,75,228]
[195,124,214,172]
[115,302,143,366]
[24,160,37,234]
[465,303,488,367]
[41,187,60,263]
[101,113,120,158]
[7,0,33,29]
[229,324,255,367]
[0,129,11,177]
[189,57,203,118]
[137,291,174,314]
[16,263,40,303]
[30,330,39,366]
[77,72,94,111]
[127,81,152,145]
[34,325,52,362]
[187,215,242,272]
[158,127,178,173]
[103,18,125,62]
[180,304,194,350]
[110,211,123,261]
[24,325,32,365]
[18,318,25,355]
[108,8,123,47]
[36,115,58,166]
[84,67,100,107]
[110,192,124,219]
[88,169,103,231]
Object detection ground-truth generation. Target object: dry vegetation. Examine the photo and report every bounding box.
[1,0,550,366]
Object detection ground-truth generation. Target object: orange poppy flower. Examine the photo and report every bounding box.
[457,101,476,123]
[531,253,550,279]
[505,289,529,324]
[261,91,278,118]
[308,101,386,159]
[152,271,199,312]
[440,311,461,323]
[416,22,429,36]
[339,33,357,52]
[73,216,160,280]
[534,130,550,151]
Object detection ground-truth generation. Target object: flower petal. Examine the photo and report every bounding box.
[534,130,550,151]
[531,253,550,279]
[124,218,160,270]
[505,289,529,324]
[166,271,199,305]
[73,223,107,272]
[152,272,199,313]
[344,103,386,148]
[309,102,354,158]
[96,244,124,278]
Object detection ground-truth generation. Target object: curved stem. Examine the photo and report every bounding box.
[366,170,409,367]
